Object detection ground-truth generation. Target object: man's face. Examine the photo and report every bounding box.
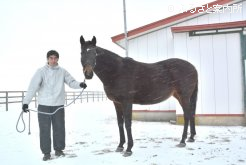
[47,55,59,66]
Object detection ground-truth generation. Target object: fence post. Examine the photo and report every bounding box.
[87,92,88,102]
[80,92,82,103]
[22,91,25,107]
[93,92,94,102]
[5,92,8,111]
[73,92,75,104]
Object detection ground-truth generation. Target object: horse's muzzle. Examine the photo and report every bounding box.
[83,65,94,79]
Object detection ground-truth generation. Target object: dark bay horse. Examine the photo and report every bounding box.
[80,35,198,157]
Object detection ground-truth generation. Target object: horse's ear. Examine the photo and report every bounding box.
[92,36,96,46]
[80,35,85,45]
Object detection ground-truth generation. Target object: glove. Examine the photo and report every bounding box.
[22,104,29,113]
[80,82,87,89]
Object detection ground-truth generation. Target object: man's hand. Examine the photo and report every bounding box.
[22,104,29,113]
[80,82,87,89]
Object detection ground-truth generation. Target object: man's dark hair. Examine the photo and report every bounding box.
[47,50,59,59]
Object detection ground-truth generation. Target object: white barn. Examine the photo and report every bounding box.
[111,0,246,125]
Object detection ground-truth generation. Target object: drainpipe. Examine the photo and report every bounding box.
[123,0,128,57]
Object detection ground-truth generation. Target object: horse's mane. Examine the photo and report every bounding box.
[96,46,123,59]
[96,46,138,64]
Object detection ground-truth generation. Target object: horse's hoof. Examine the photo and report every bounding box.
[187,138,195,142]
[176,143,186,147]
[123,151,132,157]
[115,147,124,152]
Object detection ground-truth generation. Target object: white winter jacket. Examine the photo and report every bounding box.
[23,64,81,106]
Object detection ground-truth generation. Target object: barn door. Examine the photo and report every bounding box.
[174,32,244,116]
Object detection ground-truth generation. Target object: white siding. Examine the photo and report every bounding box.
[199,35,216,114]
[243,1,246,19]
[128,38,138,59]
[137,35,148,62]
[186,35,202,114]
[129,28,176,111]
[219,8,231,22]
[173,32,243,115]
[208,11,220,23]
[157,29,168,61]
[197,14,209,24]
[128,27,174,62]
[125,1,245,113]
[174,1,246,27]
[166,27,174,58]
[226,33,243,114]
[213,34,229,114]
[147,32,158,62]
[173,33,188,60]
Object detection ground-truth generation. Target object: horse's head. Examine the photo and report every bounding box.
[80,35,97,79]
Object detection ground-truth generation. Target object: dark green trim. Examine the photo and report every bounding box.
[189,28,244,36]
[240,32,246,117]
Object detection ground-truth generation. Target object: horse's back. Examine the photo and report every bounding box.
[122,57,198,88]
[122,58,197,104]
[161,58,198,82]
[161,58,198,98]
[104,57,198,104]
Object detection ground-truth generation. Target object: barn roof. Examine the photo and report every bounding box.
[111,0,241,46]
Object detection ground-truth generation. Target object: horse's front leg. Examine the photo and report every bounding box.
[114,102,125,152]
[122,102,133,156]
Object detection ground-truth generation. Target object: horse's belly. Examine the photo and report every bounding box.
[133,92,172,105]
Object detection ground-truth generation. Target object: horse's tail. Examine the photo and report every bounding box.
[190,82,198,115]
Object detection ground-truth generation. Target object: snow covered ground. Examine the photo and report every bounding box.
[1,101,246,165]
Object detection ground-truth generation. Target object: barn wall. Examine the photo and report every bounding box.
[128,0,246,60]
[176,1,246,26]
[173,1,245,116]
[128,27,174,62]
[127,1,246,120]
[174,32,243,116]
[129,27,176,111]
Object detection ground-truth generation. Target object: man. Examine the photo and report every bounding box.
[22,50,87,161]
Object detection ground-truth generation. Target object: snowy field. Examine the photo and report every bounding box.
[1,101,246,165]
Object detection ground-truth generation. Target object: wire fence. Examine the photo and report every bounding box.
[0,91,107,111]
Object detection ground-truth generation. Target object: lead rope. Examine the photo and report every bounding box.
[28,111,31,135]
[16,80,86,134]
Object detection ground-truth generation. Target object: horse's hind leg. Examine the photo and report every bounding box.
[188,83,198,142]
[114,102,125,152]
[178,111,190,147]
[174,93,191,147]
[188,114,196,142]
[178,100,196,146]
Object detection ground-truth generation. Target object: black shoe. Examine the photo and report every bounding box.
[55,150,65,157]
[43,153,51,161]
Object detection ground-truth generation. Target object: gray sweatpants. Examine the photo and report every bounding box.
[38,105,65,154]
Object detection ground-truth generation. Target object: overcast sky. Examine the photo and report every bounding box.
[0,0,214,91]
